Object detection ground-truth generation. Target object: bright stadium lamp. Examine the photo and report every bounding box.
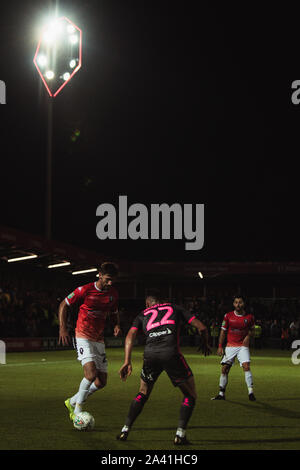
[33,16,82,98]
[69,34,78,45]
[72,268,98,275]
[37,54,47,67]
[45,70,55,80]
[62,72,70,81]
[7,254,38,263]
[48,261,71,268]
[67,24,75,34]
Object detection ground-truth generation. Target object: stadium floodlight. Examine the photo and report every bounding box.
[37,54,47,67]
[198,271,204,279]
[67,24,76,34]
[7,254,38,263]
[62,72,70,81]
[48,261,71,269]
[33,15,82,242]
[45,70,55,80]
[43,18,63,43]
[69,34,78,45]
[33,16,82,97]
[72,268,98,275]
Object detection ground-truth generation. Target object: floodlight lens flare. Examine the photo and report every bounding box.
[37,55,47,67]
[43,19,63,43]
[69,34,78,44]
[67,24,75,34]
[34,16,82,97]
[45,70,55,79]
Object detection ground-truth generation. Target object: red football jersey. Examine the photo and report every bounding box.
[221,310,255,347]
[65,282,118,342]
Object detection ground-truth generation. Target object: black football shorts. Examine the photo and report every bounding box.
[141,353,193,387]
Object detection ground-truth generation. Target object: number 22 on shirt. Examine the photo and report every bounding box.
[144,306,175,331]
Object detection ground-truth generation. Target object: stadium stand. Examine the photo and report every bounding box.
[1,225,300,349]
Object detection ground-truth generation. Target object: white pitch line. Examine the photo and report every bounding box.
[1,359,74,367]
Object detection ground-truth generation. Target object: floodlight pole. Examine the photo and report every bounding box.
[46,97,53,241]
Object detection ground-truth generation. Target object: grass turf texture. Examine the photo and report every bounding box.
[1,347,299,450]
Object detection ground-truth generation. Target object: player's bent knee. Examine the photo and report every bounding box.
[222,364,231,375]
[139,383,152,399]
[83,363,98,382]
[242,362,250,372]
[139,386,151,398]
[95,374,107,389]
[85,372,97,382]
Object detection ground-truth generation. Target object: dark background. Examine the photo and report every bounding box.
[0,1,299,263]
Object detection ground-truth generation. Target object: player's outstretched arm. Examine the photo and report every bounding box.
[190,318,211,356]
[58,300,71,346]
[119,327,137,381]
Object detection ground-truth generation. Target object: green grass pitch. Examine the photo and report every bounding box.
[1,347,299,450]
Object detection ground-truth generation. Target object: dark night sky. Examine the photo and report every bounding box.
[0,1,299,263]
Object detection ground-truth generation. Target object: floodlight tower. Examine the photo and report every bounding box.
[33,17,82,240]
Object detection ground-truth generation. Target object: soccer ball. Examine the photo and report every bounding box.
[73,411,95,431]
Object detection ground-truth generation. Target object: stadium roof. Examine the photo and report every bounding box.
[1,225,300,283]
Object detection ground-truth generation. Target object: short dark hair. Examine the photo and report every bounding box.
[233,294,246,303]
[146,288,161,303]
[99,262,119,277]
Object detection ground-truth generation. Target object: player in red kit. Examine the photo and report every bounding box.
[58,262,120,421]
[211,295,256,401]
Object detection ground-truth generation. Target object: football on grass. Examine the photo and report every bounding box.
[73,412,95,431]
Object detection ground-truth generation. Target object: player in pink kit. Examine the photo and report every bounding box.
[211,295,256,401]
[58,262,120,420]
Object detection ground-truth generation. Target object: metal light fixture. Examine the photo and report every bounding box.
[7,254,38,263]
[48,261,71,269]
[33,16,82,97]
[72,268,98,275]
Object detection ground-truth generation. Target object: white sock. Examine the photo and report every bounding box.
[74,378,92,414]
[176,427,186,438]
[70,381,100,406]
[121,425,130,433]
[244,370,253,393]
[219,373,228,394]
[88,382,100,396]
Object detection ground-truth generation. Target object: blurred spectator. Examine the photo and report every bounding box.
[270,319,281,338]
[280,321,290,350]
[254,320,263,348]
[210,320,219,348]
[1,275,300,343]
[289,318,300,341]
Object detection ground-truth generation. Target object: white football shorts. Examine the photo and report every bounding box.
[221,346,251,367]
[75,337,108,373]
